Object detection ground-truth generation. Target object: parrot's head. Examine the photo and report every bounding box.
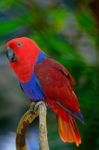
[5,37,40,82]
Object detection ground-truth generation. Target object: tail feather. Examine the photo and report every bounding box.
[58,115,81,146]
[46,99,82,146]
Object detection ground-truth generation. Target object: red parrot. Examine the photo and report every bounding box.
[5,37,83,146]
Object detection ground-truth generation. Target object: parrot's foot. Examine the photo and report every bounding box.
[29,102,36,113]
[29,101,43,113]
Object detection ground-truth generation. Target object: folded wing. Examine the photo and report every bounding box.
[35,57,80,112]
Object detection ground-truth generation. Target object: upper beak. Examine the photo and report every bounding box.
[6,47,17,62]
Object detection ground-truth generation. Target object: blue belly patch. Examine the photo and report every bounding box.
[20,73,45,101]
[20,51,46,101]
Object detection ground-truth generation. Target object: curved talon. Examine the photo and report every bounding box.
[29,102,36,113]
[29,101,44,113]
[34,101,44,112]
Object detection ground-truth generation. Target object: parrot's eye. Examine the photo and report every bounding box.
[17,42,22,48]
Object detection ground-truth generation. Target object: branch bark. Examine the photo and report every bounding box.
[16,101,49,150]
[39,102,49,150]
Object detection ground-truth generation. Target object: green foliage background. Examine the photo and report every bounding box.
[0,0,98,150]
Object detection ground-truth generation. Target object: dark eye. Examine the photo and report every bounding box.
[17,42,22,47]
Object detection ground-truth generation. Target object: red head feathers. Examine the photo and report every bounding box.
[6,37,40,82]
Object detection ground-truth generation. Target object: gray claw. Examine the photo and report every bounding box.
[34,101,43,112]
[29,101,43,113]
[29,102,36,113]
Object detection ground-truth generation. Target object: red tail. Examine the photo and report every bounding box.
[58,115,81,146]
[46,99,81,146]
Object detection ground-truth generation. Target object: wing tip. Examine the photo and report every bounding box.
[75,111,84,123]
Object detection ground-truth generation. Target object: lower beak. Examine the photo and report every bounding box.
[6,47,17,62]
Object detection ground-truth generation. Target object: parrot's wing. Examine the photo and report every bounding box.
[35,57,83,145]
[47,57,76,86]
[34,57,80,113]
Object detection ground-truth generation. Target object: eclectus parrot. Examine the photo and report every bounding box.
[5,37,83,146]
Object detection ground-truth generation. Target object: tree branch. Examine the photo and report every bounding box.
[16,101,49,150]
[39,102,49,150]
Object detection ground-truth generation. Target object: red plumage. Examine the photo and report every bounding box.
[34,57,81,146]
[6,37,40,82]
[6,37,82,146]
[35,57,79,112]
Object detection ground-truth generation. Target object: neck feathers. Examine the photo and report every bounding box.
[10,51,46,83]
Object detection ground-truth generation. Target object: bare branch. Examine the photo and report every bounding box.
[16,101,49,150]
